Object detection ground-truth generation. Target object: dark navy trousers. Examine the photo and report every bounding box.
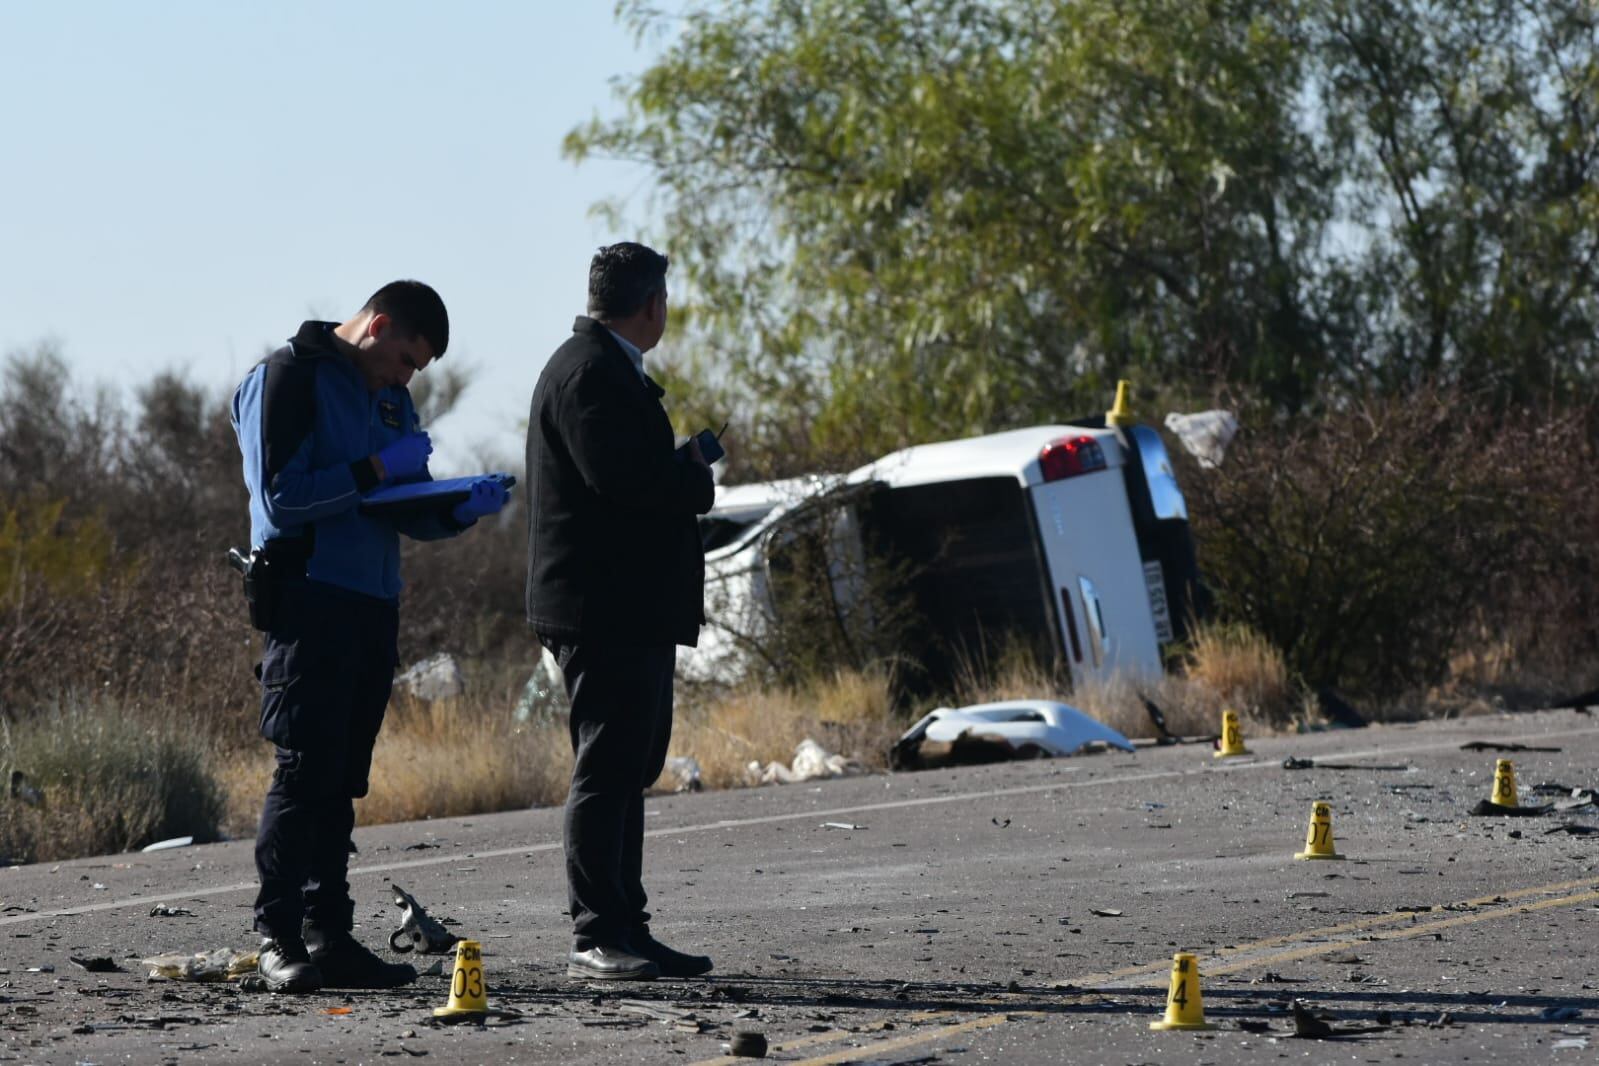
[253,579,398,940]
[540,638,675,951]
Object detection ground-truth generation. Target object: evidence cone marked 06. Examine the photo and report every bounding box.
[1214,708,1251,758]
[1149,953,1215,1031]
[1492,759,1519,807]
[1294,801,1345,860]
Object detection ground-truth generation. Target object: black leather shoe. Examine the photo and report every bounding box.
[567,944,660,981]
[304,928,417,989]
[631,928,713,977]
[258,937,323,993]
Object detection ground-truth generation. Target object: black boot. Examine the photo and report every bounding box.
[304,927,417,989]
[258,937,323,993]
[631,927,713,977]
[567,943,660,981]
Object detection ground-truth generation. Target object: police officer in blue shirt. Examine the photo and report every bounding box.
[232,280,508,993]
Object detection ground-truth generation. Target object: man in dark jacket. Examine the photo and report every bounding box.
[526,242,716,981]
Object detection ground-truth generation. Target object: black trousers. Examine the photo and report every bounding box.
[541,638,675,950]
[253,579,398,940]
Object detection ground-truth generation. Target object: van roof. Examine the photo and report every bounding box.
[710,424,1124,515]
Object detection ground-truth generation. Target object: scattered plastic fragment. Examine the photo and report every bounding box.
[892,700,1135,770]
[1460,741,1561,753]
[821,822,865,831]
[142,948,258,982]
[141,837,194,853]
[149,905,196,918]
[323,1006,353,1015]
[1283,756,1410,771]
[664,755,703,793]
[1469,799,1553,817]
[1553,1037,1589,1050]
[69,956,119,973]
[1090,908,1123,918]
[1546,824,1599,836]
[389,884,460,955]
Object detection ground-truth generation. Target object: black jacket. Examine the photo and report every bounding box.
[525,317,715,646]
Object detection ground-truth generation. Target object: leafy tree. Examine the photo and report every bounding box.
[569,0,1599,474]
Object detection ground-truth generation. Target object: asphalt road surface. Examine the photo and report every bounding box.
[3,708,1598,1065]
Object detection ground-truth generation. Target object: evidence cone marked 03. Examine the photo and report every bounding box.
[1149,953,1215,1031]
[1294,801,1345,860]
[433,940,519,1022]
[1213,708,1251,758]
[1492,759,1519,807]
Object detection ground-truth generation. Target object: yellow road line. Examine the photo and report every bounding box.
[691,876,1599,1065]
[1065,875,1599,987]
[787,1013,1024,1066]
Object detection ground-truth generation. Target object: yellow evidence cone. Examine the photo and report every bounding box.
[1214,708,1252,758]
[434,940,488,1019]
[1294,801,1345,860]
[1149,952,1215,1031]
[1106,379,1135,427]
[1491,759,1518,807]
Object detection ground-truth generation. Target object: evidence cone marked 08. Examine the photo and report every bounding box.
[1214,708,1251,758]
[1149,953,1215,1031]
[1492,758,1519,807]
[1294,801,1345,860]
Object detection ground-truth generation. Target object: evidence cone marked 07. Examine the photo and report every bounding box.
[1294,801,1345,860]
[1149,953,1215,1031]
[1214,708,1251,758]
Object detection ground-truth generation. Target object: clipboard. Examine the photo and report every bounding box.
[359,473,516,518]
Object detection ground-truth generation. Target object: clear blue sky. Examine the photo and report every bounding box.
[0,2,674,472]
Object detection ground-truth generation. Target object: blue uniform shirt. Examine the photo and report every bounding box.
[231,320,464,600]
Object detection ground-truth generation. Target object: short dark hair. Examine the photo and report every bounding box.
[587,242,669,320]
[363,279,449,359]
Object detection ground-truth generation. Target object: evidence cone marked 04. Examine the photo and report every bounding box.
[1294,801,1345,860]
[1149,953,1215,1031]
[1214,708,1251,758]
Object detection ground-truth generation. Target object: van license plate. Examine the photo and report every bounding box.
[1143,561,1174,643]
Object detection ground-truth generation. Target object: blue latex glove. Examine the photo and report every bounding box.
[376,432,432,481]
[452,478,509,524]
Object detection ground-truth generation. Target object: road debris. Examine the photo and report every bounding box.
[149,905,196,918]
[1460,741,1562,753]
[1469,799,1554,817]
[140,836,194,852]
[1282,756,1410,771]
[728,1029,769,1057]
[664,755,703,793]
[68,956,119,973]
[389,884,460,955]
[891,701,1135,770]
[821,822,865,831]
[1540,1006,1582,1021]
[749,739,864,785]
[142,947,258,982]
[1090,909,1123,917]
[1546,824,1599,835]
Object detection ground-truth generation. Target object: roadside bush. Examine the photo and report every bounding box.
[1182,386,1596,702]
[0,696,226,863]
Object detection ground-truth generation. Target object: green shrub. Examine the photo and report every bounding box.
[0,696,225,864]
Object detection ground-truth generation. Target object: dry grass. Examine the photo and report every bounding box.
[218,694,572,837]
[671,667,901,788]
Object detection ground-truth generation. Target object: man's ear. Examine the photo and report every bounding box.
[366,312,391,341]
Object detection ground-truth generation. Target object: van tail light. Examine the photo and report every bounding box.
[1040,435,1107,482]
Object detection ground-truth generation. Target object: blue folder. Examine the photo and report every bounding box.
[359,473,516,517]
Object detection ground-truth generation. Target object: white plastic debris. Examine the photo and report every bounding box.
[663,755,703,793]
[513,648,569,722]
[396,653,465,701]
[141,836,194,853]
[896,700,1136,759]
[1163,410,1238,469]
[747,738,865,785]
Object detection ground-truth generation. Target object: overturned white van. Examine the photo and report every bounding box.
[684,409,1205,690]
